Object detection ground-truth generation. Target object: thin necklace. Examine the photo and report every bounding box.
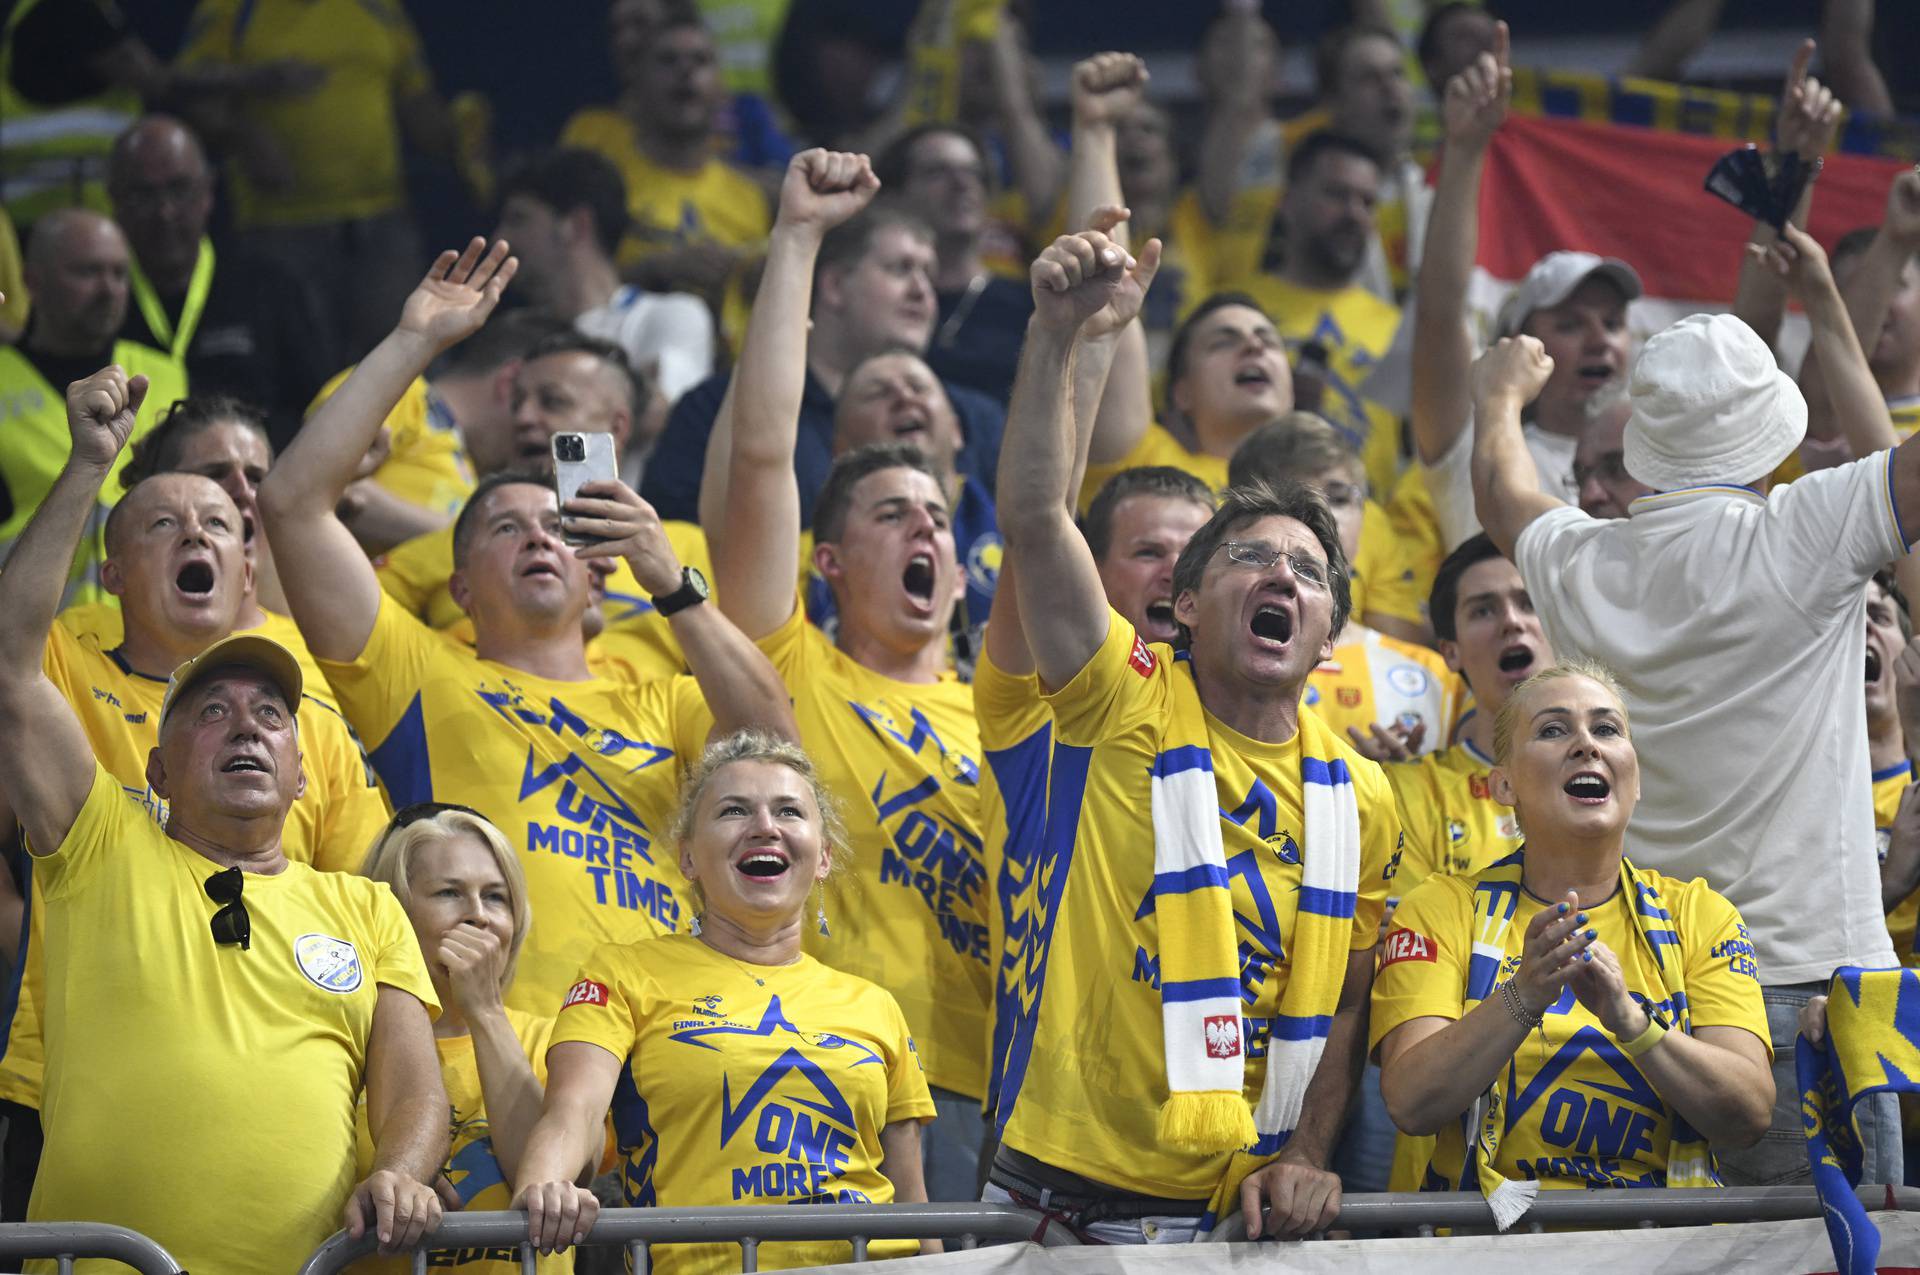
[697,925,800,987]
[936,272,989,349]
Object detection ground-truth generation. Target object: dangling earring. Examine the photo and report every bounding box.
[689,912,703,937]
[816,887,830,937]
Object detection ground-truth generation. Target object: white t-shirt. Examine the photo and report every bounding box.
[1515,453,1909,984]
[576,285,715,406]
[1425,417,1580,552]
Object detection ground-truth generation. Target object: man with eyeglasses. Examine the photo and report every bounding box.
[108,115,336,447]
[0,364,448,1273]
[0,432,389,1226]
[260,238,799,1019]
[987,227,1398,1242]
[1571,387,1652,519]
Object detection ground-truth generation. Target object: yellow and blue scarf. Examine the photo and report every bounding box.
[1799,966,1920,1275]
[1149,651,1362,1174]
[1431,851,1719,1229]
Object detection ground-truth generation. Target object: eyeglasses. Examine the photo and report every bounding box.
[1216,541,1334,590]
[205,866,250,950]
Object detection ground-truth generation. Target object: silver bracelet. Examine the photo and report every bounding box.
[1498,978,1543,1029]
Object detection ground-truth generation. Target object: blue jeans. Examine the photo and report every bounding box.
[923,1086,989,1202]
[1714,980,1904,1185]
[1330,1063,1395,1193]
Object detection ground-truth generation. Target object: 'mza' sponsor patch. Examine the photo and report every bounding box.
[1381,927,1438,969]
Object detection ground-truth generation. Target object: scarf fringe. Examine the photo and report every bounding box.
[1158,1090,1261,1153]
[1486,1178,1539,1232]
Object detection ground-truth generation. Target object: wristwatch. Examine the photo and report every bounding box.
[650,566,709,617]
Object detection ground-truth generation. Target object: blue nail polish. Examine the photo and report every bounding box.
[1558,902,1569,914]
[1585,929,1597,941]
[1576,912,1588,924]
[1581,951,1593,962]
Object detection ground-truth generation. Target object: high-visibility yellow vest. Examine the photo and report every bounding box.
[0,340,187,605]
[0,0,141,227]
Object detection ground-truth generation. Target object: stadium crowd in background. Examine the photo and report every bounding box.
[2,0,1920,1267]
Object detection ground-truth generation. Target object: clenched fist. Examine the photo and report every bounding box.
[1072,52,1149,129]
[1470,334,1554,410]
[775,149,881,240]
[64,365,149,472]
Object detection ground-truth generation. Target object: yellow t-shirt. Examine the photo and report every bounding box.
[1372,869,1768,1190]
[1376,464,1444,629]
[756,606,988,1099]
[1206,112,1420,300]
[1382,739,1521,894]
[551,934,934,1275]
[1242,276,1404,498]
[56,600,346,712]
[27,765,436,1275]
[1305,624,1459,754]
[1076,422,1225,515]
[0,620,391,1110]
[558,108,772,274]
[1875,761,1917,964]
[971,648,1054,1116]
[996,611,1397,1199]
[309,371,476,522]
[353,1009,572,1275]
[316,594,713,1014]
[178,0,431,227]
[374,521,706,684]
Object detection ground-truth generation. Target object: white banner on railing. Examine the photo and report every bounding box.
[795,1216,1920,1274]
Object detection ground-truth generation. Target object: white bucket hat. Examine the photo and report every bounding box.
[1495,251,1643,338]
[1621,313,1807,492]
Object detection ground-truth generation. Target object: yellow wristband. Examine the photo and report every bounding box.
[1619,1014,1669,1059]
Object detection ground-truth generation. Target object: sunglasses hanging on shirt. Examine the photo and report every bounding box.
[204,866,251,951]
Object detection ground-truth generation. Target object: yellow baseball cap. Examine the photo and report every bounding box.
[160,634,305,724]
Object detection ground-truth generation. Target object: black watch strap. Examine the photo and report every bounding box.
[650,565,709,617]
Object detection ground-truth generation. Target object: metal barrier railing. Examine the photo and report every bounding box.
[0,1223,185,1274]
[297,1201,1075,1275]
[298,1185,1920,1271]
[1229,1184,1920,1239]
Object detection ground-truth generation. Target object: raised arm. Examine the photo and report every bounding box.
[567,481,798,743]
[704,150,880,643]
[987,204,1163,678]
[999,233,1138,691]
[1470,336,1565,557]
[258,240,516,662]
[1066,53,1155,468]
[1752,222,1897,460]
[1804,172,1920,453]
[346,985,449,1254]
[1411,23,1511,466]
[1730,41,1841,350]
[1195,7,1276,228]
[0,369,147,856]
[978,13,1065,229]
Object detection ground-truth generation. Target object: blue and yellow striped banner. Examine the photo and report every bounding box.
[1509,67,1920,163]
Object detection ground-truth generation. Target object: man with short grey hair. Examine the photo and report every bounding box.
[1469,219,1916,1185]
